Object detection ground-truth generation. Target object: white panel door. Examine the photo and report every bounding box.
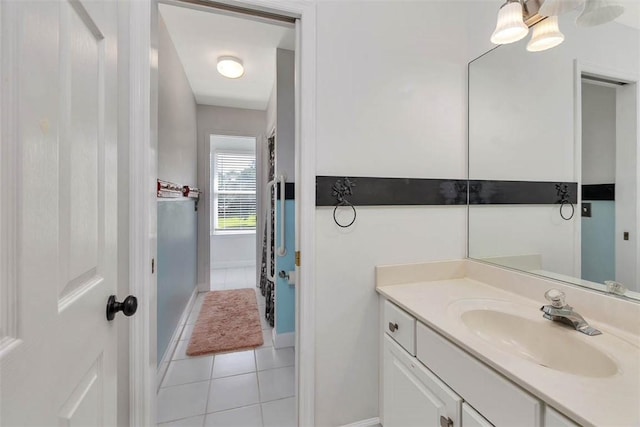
[0,0,119,425]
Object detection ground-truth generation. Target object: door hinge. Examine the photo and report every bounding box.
[295,251,301,267]
[152,258,155,274]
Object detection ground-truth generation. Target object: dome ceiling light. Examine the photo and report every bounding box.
[217,56,244,79]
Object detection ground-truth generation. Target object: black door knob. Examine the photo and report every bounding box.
[106,295,138,321]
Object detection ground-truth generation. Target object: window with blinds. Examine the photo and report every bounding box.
[212,151,257,233]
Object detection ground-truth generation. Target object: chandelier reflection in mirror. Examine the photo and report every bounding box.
[491,0,626,52]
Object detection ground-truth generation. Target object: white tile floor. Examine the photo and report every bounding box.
[157,267,295,427]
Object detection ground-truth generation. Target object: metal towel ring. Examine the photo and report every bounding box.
[331,177,357,228]
[333,202,357,228]
[559,200,575,220]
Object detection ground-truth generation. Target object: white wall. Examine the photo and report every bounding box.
[157,15,197,186]
[469,44,575,181]
[196,105,266,289]
[313,2,479,425]
[210,234,256,269]
[276,49,295,183]
[469,205,576,275]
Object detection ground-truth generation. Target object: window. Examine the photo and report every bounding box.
[212,151,257,233]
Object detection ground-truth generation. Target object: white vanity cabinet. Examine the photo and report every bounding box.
[383,335,462,427]
[381,297,546,427]
[416,323,541,427]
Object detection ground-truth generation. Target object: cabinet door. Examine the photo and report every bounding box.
[383,336,462,427]
[462,403,493,427]
[545,406,580,427]
[416,322,542,427]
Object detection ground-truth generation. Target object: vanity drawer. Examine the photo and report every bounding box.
[416,322,542,427]
[384,300,416,355]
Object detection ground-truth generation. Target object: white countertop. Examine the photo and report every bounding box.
[377,276,640,427]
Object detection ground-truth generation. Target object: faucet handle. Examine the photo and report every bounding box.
[544,289,566,308]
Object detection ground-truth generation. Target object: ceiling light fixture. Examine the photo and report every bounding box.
[217,56,244,79]
[527,16,565,51]
[490,0,625,53]
[491,0,530,44]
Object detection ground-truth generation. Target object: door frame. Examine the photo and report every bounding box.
[572,59,639,287]
[127,1,317,425]
[128,1,158,425]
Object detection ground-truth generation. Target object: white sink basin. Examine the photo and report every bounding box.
[452,301,618,378]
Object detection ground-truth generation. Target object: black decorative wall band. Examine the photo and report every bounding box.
[315,176,468,206]
[582,184,615,201]
[314,177,580,206]
[276,182,295,200]
[468,180,578,205]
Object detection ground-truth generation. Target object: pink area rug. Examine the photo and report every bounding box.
[186,289,264,356]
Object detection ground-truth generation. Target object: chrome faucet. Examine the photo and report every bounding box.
[540,289,602,336]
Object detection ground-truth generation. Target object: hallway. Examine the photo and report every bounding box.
[157,267,295,427]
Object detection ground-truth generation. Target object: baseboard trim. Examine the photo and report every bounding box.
[197,281,208,293]
[340,417,381,427]
[272,330,295,349]
[156,286,199,390]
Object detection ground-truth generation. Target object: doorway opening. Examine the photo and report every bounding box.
[155,2,298,425]
[579,71,638,292]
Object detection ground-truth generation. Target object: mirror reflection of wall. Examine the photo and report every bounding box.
[468,9,639,301]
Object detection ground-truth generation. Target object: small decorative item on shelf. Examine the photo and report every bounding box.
[182,185,201,200]
[158,180,201,210]
[157,179,183,198]
[183,185,201,211]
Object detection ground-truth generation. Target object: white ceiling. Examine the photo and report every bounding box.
[159,3,295,110]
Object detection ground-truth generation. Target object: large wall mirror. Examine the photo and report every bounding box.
[468,7,640,301]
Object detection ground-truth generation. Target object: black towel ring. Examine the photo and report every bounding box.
[331,177,357,228]
[333,202,357,228]
[559,200,575,220]
[555,183,574,221]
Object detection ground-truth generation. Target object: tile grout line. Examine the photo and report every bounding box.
[157,412,205,426]
[255,349,265,427]
[201,308,215,419]
[157,379,211,425]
